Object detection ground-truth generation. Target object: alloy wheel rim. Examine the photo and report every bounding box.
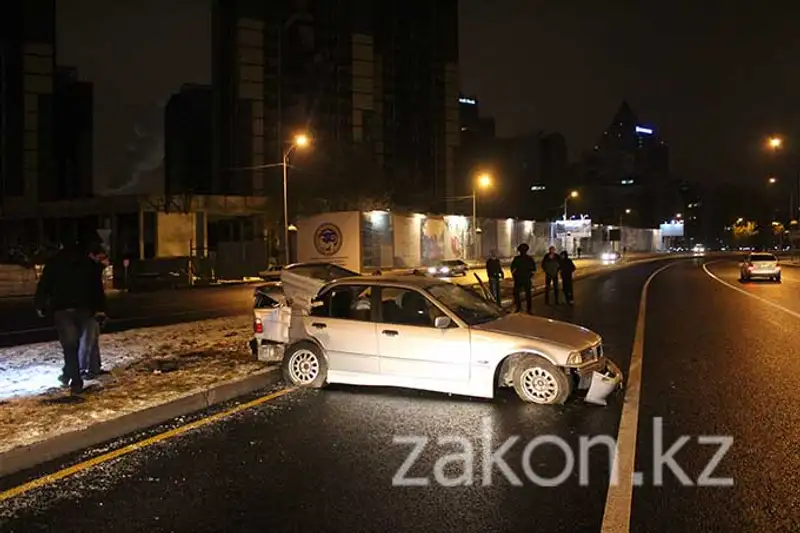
[289,350,320,384]
[521,366,558,402]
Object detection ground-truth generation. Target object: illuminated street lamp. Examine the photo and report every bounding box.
[769,176,777,184]
[283,133,311,264]
[563,190,579,220]
[768,136,783,150]
[473,173,493,259]
[675,213,683,219]
[620,208,632,227]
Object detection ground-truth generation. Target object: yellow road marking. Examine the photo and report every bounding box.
[0,387,295,502]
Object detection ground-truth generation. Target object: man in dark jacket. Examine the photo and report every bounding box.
[485,249,504,304]
[35,241,107,393]
[79,246,109,378]
[541,246,561,304]
[559,250,576,304]
[510,243,536,313]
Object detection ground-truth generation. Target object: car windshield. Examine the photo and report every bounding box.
[426,283,505,326]
[751,254,776,262]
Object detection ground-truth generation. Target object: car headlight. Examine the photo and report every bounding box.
[427,267,437,274]
[567,351,583,365]
[441,267,450,273]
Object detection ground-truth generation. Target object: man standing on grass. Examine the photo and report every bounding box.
[35,240,107,394]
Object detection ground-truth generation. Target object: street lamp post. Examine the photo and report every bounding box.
[619,208,631,228]
[563,190,579,221]
[282,134,309,265]
[473,173,492,260]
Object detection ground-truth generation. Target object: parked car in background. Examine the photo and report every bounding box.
[427,259,469,277]
[740,252,781,282]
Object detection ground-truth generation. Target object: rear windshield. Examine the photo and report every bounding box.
[285,263,360,281]
[751,254,776,261]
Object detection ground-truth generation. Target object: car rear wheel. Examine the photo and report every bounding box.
[282,341,328,388]
[512,356,572,405]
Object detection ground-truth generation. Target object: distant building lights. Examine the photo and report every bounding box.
[459,97,477,105]
[635,125,653,135]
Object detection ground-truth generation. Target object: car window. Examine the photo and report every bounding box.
[379,287,445,328]
[751,254,776,262]
[311,285,372,321]
[427,283,505,326]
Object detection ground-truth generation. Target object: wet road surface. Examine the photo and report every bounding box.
[2,256,799,532]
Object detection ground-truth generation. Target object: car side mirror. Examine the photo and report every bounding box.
[434,316,452,329]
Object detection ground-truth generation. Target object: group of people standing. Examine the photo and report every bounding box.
[35,240,109,394]
[485,244,577,313]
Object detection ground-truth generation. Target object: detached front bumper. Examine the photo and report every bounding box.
[572,357,624,406]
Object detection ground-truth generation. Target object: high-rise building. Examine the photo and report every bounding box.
[211,0,459,211]
[0,0,55,207]
[51,67,93,201]
[580,101,671,226]
[456,94,497,204]
[165,84,213,196]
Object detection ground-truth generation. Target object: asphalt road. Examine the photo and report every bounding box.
[2,255,799,532]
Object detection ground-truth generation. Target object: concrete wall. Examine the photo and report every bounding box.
[296,211,362,272]
[296,212,665,272]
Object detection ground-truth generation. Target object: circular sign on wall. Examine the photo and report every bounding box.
[314,223,343,256]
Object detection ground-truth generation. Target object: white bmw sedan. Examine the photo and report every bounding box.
[281,275,622,405]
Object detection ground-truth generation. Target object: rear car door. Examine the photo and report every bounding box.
[308,284,379,375]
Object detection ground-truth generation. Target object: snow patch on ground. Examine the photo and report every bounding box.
[0,315,251,401]
[0,315,272,455]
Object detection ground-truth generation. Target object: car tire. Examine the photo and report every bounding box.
[512,356,572,405]
[282,341,328,389]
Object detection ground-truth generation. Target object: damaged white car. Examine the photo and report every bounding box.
[252,268,623,405]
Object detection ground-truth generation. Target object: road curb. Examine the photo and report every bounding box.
[0,367,282,479]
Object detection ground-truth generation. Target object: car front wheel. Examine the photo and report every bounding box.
[282,341,328,388]
[512,356,572,405]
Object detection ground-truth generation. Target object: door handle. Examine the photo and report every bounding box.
[311,322,327,329]
[382,329,399,337]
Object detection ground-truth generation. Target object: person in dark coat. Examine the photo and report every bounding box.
[541,246,561,304]
[559,250,576,305]
[35,241,107,393]
[485,249,504,304]
[510,243,536,313]
[79,246,109,378]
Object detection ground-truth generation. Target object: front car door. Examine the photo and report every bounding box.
[376,286,471,382]
[307,284,379,375]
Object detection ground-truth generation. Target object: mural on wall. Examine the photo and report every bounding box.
[392,214,422,267]
[421,217,446,264]
[361,211,392,268]
[444,215,469,260]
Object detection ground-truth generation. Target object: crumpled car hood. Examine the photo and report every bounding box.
[472,313,600,350]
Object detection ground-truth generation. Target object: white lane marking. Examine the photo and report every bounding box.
[600,260,680,533]
[702,260,800,320]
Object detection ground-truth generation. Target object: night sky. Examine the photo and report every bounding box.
[57,0,800,193]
